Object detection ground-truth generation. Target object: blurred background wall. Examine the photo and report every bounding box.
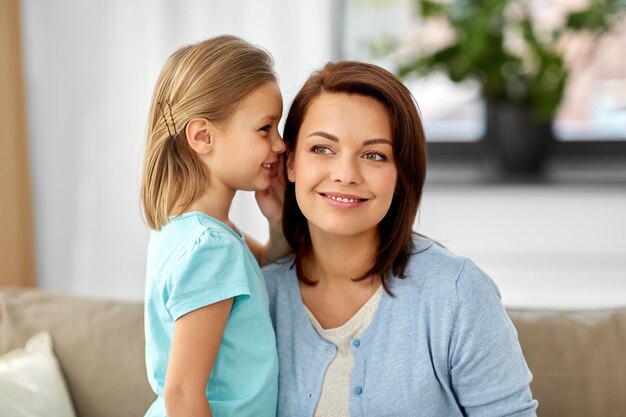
[18,0,335,301]
[8,0,626,308]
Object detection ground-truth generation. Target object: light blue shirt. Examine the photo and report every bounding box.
[144,212,278,417]
[263,235,538,417]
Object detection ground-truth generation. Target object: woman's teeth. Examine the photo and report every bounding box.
[328,195,360,203]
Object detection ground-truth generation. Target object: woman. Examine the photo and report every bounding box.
[263,61,537,416]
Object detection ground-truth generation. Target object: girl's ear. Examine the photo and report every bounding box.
[186,118,215,154]
[286,148,296,183]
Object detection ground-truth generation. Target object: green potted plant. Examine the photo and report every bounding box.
[396,0,625,173]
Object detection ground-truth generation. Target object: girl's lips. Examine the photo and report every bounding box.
[261,162,276,173]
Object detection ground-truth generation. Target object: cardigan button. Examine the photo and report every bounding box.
[353,339,361,347]
[354,386,363,395]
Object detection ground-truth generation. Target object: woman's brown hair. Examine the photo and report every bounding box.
[141,35,276,230]
[282,61,427,294]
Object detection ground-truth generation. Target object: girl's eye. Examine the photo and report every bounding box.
[362,152,387,161]
[311,145,333,155]
[259,125,271,133]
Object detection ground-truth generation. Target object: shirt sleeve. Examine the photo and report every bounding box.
[166,229,251,320]
[449,260,538,416]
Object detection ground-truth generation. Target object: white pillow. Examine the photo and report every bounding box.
[0,332,76,417]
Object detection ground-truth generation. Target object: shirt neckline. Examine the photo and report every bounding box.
[171,211,244,241]
[291,271,390,348]
[288,235,435,347]
[304,285,383,335]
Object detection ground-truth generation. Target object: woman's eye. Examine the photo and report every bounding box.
[311,145,333,155]
[363,152,387,161]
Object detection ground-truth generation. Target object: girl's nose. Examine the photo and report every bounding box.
[329,156,361,184]
[271,131,285,153]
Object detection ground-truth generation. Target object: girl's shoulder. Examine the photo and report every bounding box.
[153,212,246,268]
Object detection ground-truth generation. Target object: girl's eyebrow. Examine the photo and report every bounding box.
[263,113,281,121]
[307,131,392,146]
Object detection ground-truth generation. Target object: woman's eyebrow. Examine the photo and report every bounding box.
[307,131,338,142]
[307,131,392,146]
[363,138,392,146]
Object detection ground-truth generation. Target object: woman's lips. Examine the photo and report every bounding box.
[319,192,368,208]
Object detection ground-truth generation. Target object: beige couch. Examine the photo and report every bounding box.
[1,288,625,417]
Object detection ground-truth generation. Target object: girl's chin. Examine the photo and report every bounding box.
[248,178,271,191]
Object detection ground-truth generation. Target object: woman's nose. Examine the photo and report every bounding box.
[329,156,361,184]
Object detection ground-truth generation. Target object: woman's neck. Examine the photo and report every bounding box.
[300,226,381,329]
[305,227,379,285]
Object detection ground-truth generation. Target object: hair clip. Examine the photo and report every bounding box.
[158,100,177,137]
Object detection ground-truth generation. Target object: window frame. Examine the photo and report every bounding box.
[332,0,626,172]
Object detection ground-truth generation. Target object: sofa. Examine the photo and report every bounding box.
[0,287,625,417]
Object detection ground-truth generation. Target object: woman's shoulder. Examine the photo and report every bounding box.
[262,254,295,276]
[405,234,468,278]
[261,255,297,296]
[397,234,497,297]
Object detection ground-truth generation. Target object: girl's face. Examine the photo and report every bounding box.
[209,80,284,192]
[287,93,397,240]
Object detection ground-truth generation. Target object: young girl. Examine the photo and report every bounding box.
[141,35,286,417]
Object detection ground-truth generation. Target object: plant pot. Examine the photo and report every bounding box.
[485,101,554,174]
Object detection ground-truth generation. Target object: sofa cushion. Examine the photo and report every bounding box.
[509,308,626,417]
[0,332,76,417]
[2,288,625,417]
[0,288,155,417]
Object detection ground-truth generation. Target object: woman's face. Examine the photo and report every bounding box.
[286,93,397,239]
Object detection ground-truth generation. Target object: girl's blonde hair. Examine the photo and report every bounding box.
[141,35,276,230]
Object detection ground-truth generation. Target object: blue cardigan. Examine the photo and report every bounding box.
[263,236,537,417]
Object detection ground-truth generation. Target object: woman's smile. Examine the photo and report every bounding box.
[318,192,369,209]
[287,93,397,238]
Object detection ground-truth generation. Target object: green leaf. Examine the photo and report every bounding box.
[396,0,626,119]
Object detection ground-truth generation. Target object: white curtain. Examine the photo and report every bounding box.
[21,0,334,300]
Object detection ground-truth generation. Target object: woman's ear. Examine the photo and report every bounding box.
[186,118,214,154]
[286,148,296,183]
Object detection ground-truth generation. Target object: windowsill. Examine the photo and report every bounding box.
[425,140,626,187]
[426,157,626,187]
[419,153,626,309]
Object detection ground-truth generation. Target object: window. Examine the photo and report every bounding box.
[339,0,626,144]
